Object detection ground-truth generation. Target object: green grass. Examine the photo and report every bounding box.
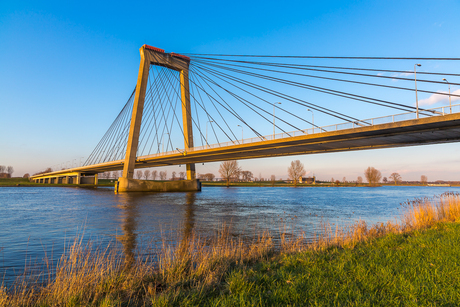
[160,222,460,306]
[0,177,115,187]
[0,177,30,185]
[201,181,337,187]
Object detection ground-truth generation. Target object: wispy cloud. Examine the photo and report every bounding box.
[418,89,460,106]
[390,72,413,82]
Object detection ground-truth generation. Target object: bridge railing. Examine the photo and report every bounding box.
[139,103,460,159]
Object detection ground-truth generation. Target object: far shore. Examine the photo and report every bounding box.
[1,177,458,188]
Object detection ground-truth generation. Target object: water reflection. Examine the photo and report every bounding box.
[114,192,198,265]
[115,193,139,266]
[183,192,196,239]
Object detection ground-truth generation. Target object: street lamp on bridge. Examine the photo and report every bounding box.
[306,108,314,132]
[414,63,421,119]
[161,133,169,154]
[273,102,282,139]
[443,78,452,114]
[206,120,214,147]
[237,124,243,144]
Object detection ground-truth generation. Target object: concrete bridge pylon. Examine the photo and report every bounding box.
[118,45,199,192]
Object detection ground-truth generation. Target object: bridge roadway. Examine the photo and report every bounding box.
[31,112,460,182]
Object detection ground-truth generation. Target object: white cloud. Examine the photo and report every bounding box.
[418,89,460,106]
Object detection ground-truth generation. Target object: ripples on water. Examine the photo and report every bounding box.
[1,185,459,285]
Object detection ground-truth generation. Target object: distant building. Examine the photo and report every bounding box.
[298,176,316,184]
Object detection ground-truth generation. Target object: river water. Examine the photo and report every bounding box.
[1,185,459,285]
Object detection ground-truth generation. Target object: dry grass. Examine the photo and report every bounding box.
[2,192,460,306]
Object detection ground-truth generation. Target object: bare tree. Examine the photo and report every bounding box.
[159,171,167,180]
[152,170,158,180]
[219,160,241,187]
[136,170,143,179]
[331,177,334,184]
[6,166,14,176]
[143,170,151,180]
[0,165,5,173]
[421,175,428,185]
[205,173,215,181]
[23,173,30,178]
[171,171,177,180]
[241,170,253,182]
[179,171,186,180]
[342,177,346,183]
[270,174,276,186]
[389,172,402,185]
[383,177,388,183]
[364,167,382,186]
[288,160,306,186]
[357,176,363,184]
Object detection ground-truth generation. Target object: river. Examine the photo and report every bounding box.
[1,185,459,286]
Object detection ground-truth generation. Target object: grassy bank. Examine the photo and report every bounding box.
[2,193,460,306]
[0,177,115,187]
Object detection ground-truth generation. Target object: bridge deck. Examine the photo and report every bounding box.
[31,112,460,179]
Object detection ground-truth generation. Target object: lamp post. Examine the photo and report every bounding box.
[162,133,169,153]
[443,78,452,114]
[414,64,421,119]
[237,124,243,144]
[206,120,213,147]
[306,108,314,132]
[273,102,281,138]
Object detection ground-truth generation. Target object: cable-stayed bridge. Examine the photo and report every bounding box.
[30,45,460,191]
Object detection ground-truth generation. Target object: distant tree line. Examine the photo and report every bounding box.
[0,165,14,178]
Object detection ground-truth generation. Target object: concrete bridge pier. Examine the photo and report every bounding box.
[115,177,201,193]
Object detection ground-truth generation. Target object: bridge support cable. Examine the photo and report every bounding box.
[150,66,181,154]
[138,65,174,156]
[189,72,234,145]
[192,64,316,134]
[192,59,449,121]
[192,59,428,115]
[194,58,460,105]
[189,73,206,147]
[188,66,267,141]
[137,65,176,156]
[86,90,133,165]
[193,61,423,121]
[142,66,180,156]
[161,65,216,147]
[155,66,186,153]
[190,56,460,87]
[192,61,363,124]
[84,88,135,166]
[109,67,168,163]
[148,56,236,148]
[190,73,223,146]
[191,65,297,137]
[184,54,460,60]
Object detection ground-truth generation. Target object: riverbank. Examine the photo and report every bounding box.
[0,177,115,187]
[2,192,460,306]
[3,177,457,188]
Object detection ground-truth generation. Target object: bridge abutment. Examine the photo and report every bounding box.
[115,178,201,193]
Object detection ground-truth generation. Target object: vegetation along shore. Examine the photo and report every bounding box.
[1,192,460,306]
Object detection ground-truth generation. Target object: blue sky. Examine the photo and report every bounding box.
[1,0,460,181]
